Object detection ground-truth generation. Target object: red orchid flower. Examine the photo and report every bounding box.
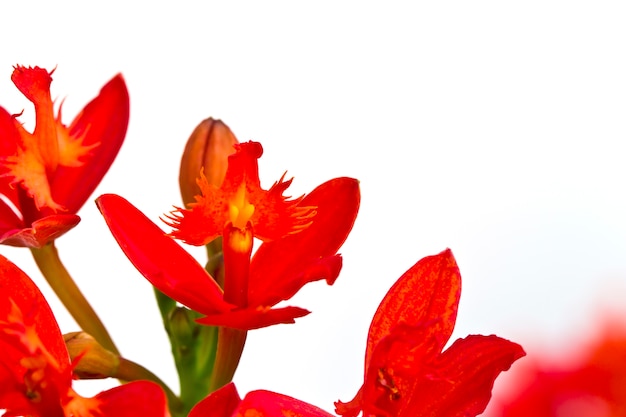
[96,141,360,330]
[188,382,334,417]
[335,249,526,417]
[0,65,129,248]
[0,254,170,417]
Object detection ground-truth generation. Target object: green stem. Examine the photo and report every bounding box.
[116,357,184,417]
[154,288,176,333]
[169,307,219,415]
[208,327,247,392]
[30,242,119,355]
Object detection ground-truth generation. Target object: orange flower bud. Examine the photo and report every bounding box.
[63,332,120,379]
[179,118,239,206]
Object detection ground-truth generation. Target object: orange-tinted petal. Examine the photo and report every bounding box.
[6,66,64,212]
[196,305,310,330]
[0,214,80,248]
[11,66,58,169]
[96,194,234,316]
[164,172,227,246]
[250,172,315,242]
[365,249,461,374]
[50,74,129,213]
[188,382,241,417]
[248,177,360,307]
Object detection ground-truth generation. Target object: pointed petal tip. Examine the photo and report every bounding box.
[196,305,311,330]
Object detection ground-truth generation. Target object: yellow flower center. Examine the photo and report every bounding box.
[228,183,255,230]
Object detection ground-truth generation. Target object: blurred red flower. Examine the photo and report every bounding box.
[491,322,626,417]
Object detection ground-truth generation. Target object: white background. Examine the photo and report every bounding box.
[1,2,626,415]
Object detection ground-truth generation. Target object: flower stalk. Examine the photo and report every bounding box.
[30,242,119,355]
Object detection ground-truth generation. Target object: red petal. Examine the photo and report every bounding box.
[222,141,263,190]
[0,105,22,167]
[96,194,234,315]
[335,387,364,417]
[401,335,526,417]
[0,214,80,248]
[0,254,70,374]
[196,305,310,330]
[366,249,461,374]
[0,106,22,225]
[248,177,360,306]
[51,74,129,213]
[188,382,241,417]
[93,381,170,417]
[239,389,335,417]
[0,198,23,236]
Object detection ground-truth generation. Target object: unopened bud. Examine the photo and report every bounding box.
[179,118,239,206]
[63,332,120,379]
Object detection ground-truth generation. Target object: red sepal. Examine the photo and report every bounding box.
[196,305,310,330]
[365,249,460,372]
[249,177,360,306]
[0,214,80,248]
[96,194,234,315]
[188,382,241,417]
[51,74,129,213]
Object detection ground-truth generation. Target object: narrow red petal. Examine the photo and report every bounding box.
[196,305,310,330]
[0,106,23,225]
[248,177,360,306]
[51,74,129,213]
[366,249,461,373]
[0,214,80,248]
[240,389,335,417]
[188,382,241,417]
[401,335,526,417]
[0,105,22,165]
[93,381,170,417]
[0,199,23,235]
[96,194,234,315]
[0,254,70,372]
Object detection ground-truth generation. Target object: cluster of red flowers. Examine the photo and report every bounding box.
[0,66,525,416]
